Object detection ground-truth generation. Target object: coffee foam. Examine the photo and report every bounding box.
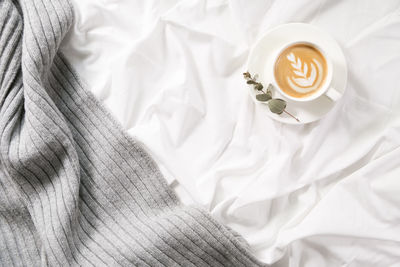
[274,44,327,98]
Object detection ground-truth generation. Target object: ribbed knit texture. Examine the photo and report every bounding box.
[0,0,266,266]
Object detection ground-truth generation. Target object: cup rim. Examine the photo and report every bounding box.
[272,40,333,102]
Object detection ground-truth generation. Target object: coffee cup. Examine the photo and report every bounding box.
[271,41,341,102]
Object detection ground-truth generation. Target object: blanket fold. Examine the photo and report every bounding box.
[0,0,264,266]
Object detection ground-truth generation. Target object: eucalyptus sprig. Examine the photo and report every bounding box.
[243,71,300,122]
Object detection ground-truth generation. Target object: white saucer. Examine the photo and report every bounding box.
[246,23,347,124]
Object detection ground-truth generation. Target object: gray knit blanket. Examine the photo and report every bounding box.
[0,0,265,266]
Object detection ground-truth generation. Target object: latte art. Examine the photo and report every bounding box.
[274,44,328,98]
[286,53,323,91]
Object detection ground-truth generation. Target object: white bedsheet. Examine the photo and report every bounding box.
[61,0,400,265]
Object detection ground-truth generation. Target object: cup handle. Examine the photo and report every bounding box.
[325,87,342,101]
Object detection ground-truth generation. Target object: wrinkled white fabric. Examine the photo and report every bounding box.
[61,0,400,265]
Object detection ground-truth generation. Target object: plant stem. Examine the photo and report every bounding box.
[283,109,300,122]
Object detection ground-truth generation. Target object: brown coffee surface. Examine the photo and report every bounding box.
[274,44,327,98]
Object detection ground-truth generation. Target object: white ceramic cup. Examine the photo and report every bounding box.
[271,41,341,102]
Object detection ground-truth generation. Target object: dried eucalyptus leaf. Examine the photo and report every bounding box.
[268,99,286,114]
[256,93,272,102]
[242,72,299,121]
[265,89,272,98]
[243,72,251,80]
[255,83,263,91]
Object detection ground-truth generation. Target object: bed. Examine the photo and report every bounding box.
[61,0,400,265]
